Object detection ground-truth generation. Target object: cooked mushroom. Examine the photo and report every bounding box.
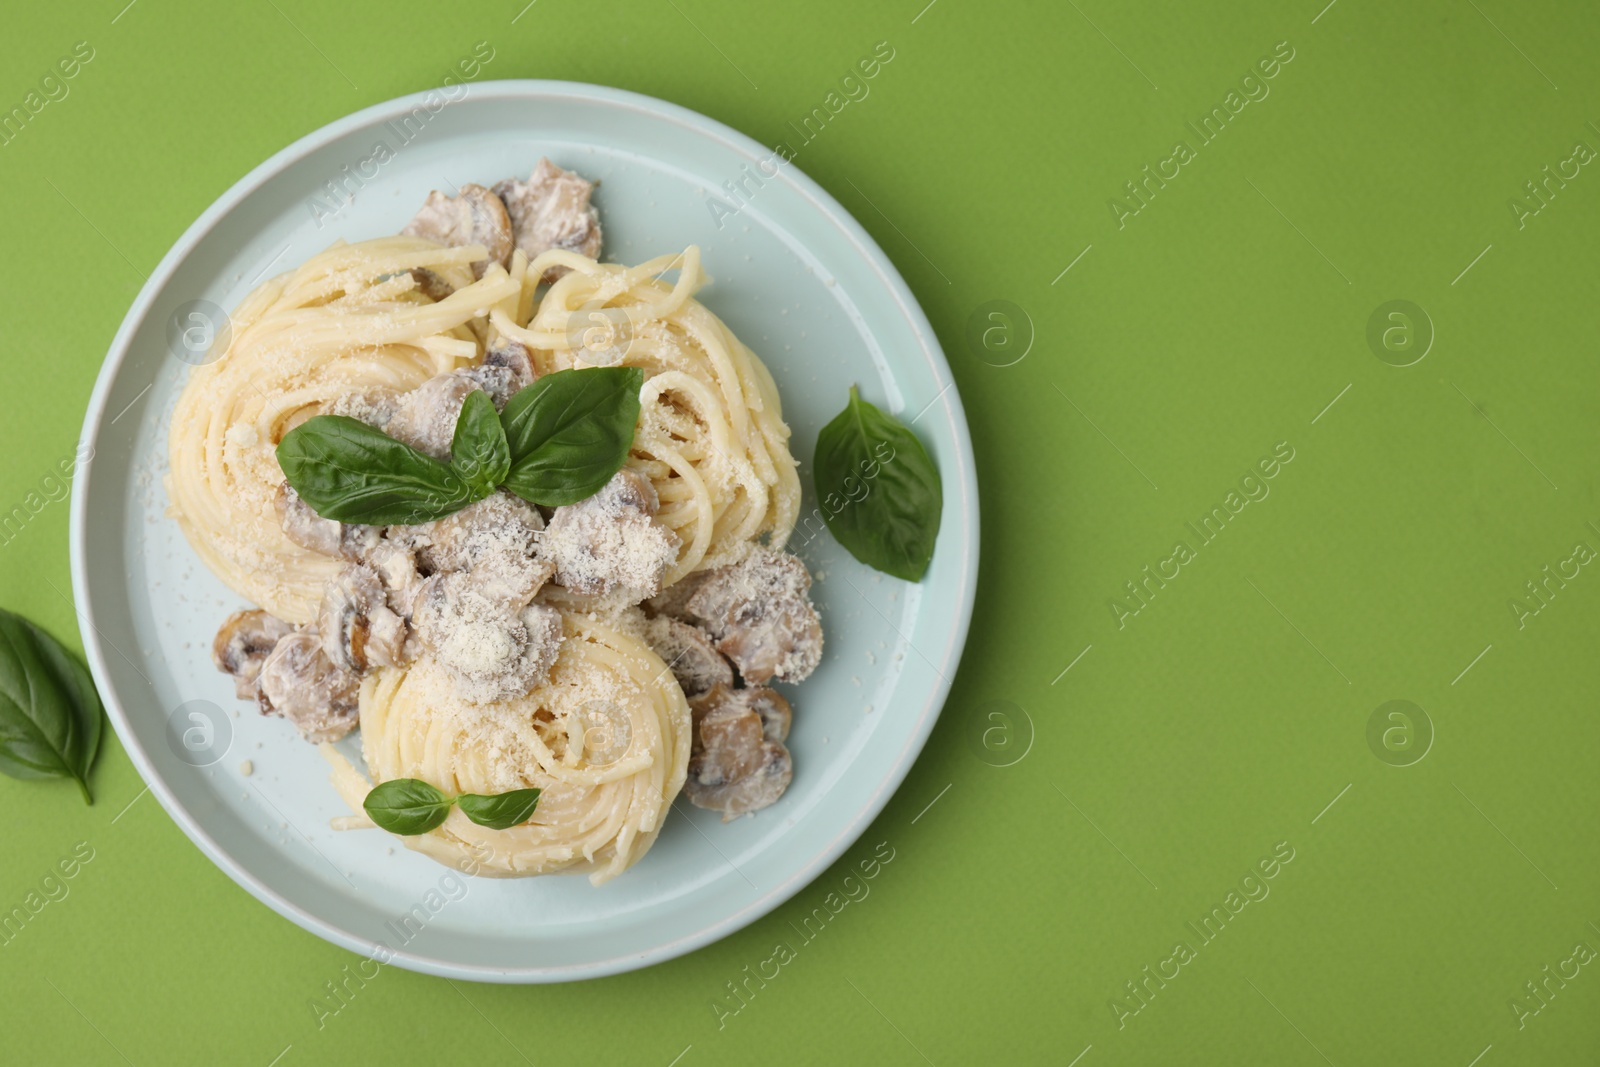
[212,609,294,701]
[408,267,455,302]
[492,159,603,282]
[411,574,564,703]
[417,491,543,570]
[683,689,793,817]
[384,371,481,460]
[683,547,822,685]
[690,682,790,744]
[541,469,679,602]
[274,482,339,556]
[364,538,426,619]
[485,335,535,386]
[326,388,400,430]
[257,630,361,742]
[645,616,733,698]
[463,335,535,410]
[274,483,380,560]
[400,183,514,278]
[645,569,708,621]
[317,564,407,673]
[408,492,553,609]
[738,685,792,744]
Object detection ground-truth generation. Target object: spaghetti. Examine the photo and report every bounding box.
[324,610,690,884]
[493,246,801,584]
[167,201,813,883]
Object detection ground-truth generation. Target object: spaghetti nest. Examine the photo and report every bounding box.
[165,237,524,623]
[325,610,690,884]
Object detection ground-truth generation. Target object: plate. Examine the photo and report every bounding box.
[69,80,977,982]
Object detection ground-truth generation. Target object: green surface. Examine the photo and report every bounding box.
[3,0,1599,1063]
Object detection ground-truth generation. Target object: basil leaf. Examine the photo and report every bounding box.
[457,788,542,830]
[500,367,643,506]
[33,622,103,793]
[0,609,103,803]
[813,385,943,582]
[363,778,453,835]
[449,389,511,496]
[278,415,479,525]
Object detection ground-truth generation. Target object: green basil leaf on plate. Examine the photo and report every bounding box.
[813,385,943,582]
[363,778,453,835]
[277,415,478,525]
[449,389,512,496]
[500,366,643,506]
[0,608,104,803]
[457,787,542,831]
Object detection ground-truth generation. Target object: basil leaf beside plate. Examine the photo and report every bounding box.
[500,366,643,507]
[0,609,104,803]
[813,385,943,582]
[449,389,512,497]
[363,778,453,835]
[278,415,478,525]
[457,787,542,830]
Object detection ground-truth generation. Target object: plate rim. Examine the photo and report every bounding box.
[68,78,979,982]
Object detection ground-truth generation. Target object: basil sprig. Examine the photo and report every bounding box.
[813,385,943,581]
[362,777,542,835]
[278,366,643,525]
[0,608,104,804]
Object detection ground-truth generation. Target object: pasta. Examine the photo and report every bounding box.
[324,611,690,884]
[495,246,801,583]
[168,163,822,884]
[166,238,523,623]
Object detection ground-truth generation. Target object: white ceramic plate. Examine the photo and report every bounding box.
[70,81,977,982]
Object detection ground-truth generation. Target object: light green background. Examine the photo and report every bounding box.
[3,0,1599,1063]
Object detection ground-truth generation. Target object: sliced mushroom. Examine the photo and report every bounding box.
[461,365,515,412]
[492,159,603,282]
[274,483,380,560]
[485,335,535,386]
[684,547,822,685]
[212,610,294,701]
[274,482,340,556]
[258,630,361,742]
[400,184,514,279]
[645,616,733,698]
[408,267,455,302]
[326,388,400,430]
[515,601,566,694]
[462,335,535,410]
[411,575,564,703]
[384,371,482,460]
[317,564,407,673]
[365,538,426,619]
[541,469,679,602]
[690,683,790,744]
[738,685,792,744]
[683,691,793,817]
[409,492,552,610]
[645,570,708,622]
